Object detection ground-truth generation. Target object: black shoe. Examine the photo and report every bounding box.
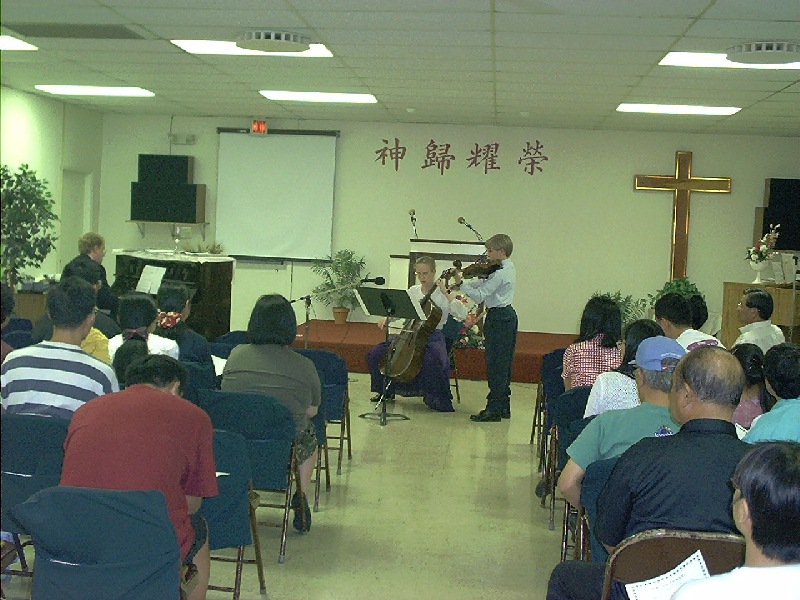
[500,409,511,419]
[470,409,502,422]
[534,476,551,499]
[292,491,311,533]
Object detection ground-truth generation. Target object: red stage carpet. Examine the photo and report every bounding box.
[293,319,574,384]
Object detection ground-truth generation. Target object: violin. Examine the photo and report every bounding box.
[444,257,503,289]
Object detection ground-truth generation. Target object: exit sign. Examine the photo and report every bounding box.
[252,120,267,134]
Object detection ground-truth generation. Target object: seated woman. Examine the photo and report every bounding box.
[365,256,467,412]
[221,294,320,533]
[583,319,664,417]
[108,293,179,362]
[731,343,776,429]
[154,282,213,365]
[562,295,622,390]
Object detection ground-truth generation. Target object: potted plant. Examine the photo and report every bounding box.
[647,277,704,308]
[593,291,648,327]
[311,249,367,324]
[1,164,59,286]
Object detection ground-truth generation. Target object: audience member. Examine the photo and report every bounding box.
[154,282,213,365]
[583,319,664,417]
[733,288,786,353]
[547,346,749,600]
[366,256,467,413]
[62,232,118,315]
[557,336,683,508]
[744,343,800,443]
[672,442,800,600]
[221,294,320,533]
[1,283,15,363]
[654,292,724,351]
[731,344,775,429]
[108,293,179,362]
[32,259,121,344]
[1,277,118,418]
[687,293,709,331]
[60,355,217,600]
[562,295,622,390]
[672,441,800,599]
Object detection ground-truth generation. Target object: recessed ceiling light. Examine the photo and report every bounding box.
[35,85,154,97]
[617,103,741,116]
[259,90,377,103]
[0,35,37,51]
[660,51,800,70]
[171,40,332,57]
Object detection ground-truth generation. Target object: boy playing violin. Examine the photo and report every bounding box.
[451,234,517,422]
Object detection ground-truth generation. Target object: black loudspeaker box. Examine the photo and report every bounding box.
[138,154,194,183]
[130,183,206,223]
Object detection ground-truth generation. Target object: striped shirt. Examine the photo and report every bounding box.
[1,341,119,419]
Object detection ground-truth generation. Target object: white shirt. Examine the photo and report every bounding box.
[406,285,467,329]
[671,564,800,600]
[459,259,515,309]
[733,320,785,353]
[108,332,180,361]
[675,329,725,352]
[584,371,640,417]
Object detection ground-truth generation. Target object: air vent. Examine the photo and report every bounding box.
[235,30,311,52]
[726,41,799,65]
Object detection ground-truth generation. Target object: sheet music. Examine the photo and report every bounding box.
[211,355,227,377]
[135,265,166,294]
[625,549,709,600]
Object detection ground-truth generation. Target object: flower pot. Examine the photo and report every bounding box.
[749,260,770,284]
[332,307,350,325]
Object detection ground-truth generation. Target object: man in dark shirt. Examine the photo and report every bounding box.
[63,232,118,316]
[546,346,749,600]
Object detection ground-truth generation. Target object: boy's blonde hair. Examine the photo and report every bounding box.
[486,234,513,257]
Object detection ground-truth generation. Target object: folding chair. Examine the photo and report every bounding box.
[1,330,33,349]
[293,348,352,474]
[9,487,182,600]
[601,529,746,600]
[198,389,299,564]
[309,408,330,512]
[441,315,463,403]
[0,414,70,583]
[198,430,267,599]
[560,501,590,562]
[210,331,247,359]
[532,348,566,461]
[580,457,619,564]
[180,359,218,405]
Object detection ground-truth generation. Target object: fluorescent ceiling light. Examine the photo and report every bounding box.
[35,85,154,97]
[660,51,800,70]
[617,103,741,116]
[0,35,38,51]
[171,40,332,57]
[260,90,377,103]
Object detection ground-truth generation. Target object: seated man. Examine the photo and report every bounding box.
[733,287,785,352]
[1,277,118,418]
[673,441,800,599]
[365,256,466,412]
[744,343,800,443]
[60,355,218,600]
[557,336,684,508]
[62,232,118,316]
[654,292,724,351]
[547,346,749,600]
[30,259,121,363]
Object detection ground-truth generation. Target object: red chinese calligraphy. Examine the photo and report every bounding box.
[518,140,549,175]
[375,138,407,171]
[466,143,501,174]
[421,139,455,175]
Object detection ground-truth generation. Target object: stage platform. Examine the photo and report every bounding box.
[293,319,574,384]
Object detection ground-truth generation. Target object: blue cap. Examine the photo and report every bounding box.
[633,336,686,372]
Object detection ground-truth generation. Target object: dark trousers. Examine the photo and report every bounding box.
[547,560,628,600]
[483,305,518,413]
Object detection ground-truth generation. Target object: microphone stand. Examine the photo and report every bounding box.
[289,294,313,348]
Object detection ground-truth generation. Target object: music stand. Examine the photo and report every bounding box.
[355,287,425,426]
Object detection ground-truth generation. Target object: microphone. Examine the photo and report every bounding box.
[409,208,418,239]
[457,216,484,241]
[361,276,386,285]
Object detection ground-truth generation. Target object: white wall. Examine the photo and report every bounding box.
[3,88,798,333]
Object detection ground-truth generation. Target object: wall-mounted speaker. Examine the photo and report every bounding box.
[130,182,206,223]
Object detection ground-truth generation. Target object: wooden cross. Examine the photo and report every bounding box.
[635,151,731,280]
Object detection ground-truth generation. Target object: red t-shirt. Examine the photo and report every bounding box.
[61,384,218,559]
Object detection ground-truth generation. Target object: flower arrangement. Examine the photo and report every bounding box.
[746,224,780,263]
[453,295,485,349]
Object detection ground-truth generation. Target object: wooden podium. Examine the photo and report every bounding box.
[721,281,800,347]
[389,239,485,287]
[111,251,235,341]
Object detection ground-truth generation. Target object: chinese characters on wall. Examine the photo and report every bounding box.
[375,137,549,176]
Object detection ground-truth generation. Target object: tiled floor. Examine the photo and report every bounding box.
[4,376,562,600]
